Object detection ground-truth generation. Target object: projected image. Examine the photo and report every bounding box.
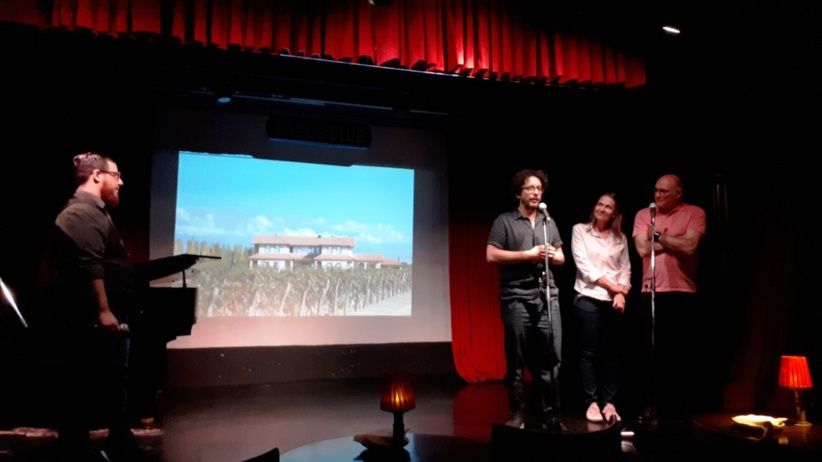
[174,152,414,317]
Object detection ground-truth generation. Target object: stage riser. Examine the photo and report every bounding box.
[167,342,455,388]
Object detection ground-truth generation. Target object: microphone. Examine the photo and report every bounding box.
[538,202,551,222]
[649,202,657,217]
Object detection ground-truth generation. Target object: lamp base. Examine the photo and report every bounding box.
[792,391,813,427]
[354,433,409,449]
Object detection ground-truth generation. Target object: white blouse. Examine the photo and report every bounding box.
[571,223,631,301]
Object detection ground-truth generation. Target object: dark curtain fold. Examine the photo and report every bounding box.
[0,0,646,86]
[722,165,819,413]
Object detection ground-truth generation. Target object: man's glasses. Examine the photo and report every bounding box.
[654,188,677,195]
[99,170,122,180]
[522,186,543,193]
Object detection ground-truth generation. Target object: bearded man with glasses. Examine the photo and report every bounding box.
[486,169,566,432]
[52,152,144,461]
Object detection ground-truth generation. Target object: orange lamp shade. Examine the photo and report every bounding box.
[380,372,416,413]
[779,355,813,389]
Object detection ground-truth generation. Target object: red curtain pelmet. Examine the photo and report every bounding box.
[0,0,645,87]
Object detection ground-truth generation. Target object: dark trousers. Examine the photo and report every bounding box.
[57,328,133,459]
[501,295,562,417]
[639,292,695,426]
[573,294,621,407]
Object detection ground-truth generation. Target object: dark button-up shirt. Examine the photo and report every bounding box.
[487,209,563,300]
[54,191,134,326]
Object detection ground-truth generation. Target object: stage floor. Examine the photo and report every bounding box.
[1,375,703,462]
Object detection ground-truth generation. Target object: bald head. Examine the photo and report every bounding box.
[660,174,682,189]
[654,174,683,211]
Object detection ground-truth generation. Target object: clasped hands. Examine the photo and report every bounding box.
[528,243,557,261]
[612,286,628,312]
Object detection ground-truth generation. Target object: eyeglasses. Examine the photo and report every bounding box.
[654,187,678,195]
[99,170,122,180]
[522,186,543,193]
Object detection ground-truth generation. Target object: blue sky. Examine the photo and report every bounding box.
[175,151,415,263]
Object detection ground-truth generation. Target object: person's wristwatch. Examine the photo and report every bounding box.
[653,231,661,242]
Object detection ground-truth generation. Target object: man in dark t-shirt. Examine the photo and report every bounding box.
[486,169,565,431]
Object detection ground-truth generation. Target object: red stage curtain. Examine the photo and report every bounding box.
[0,0,645,87]
[449,214,506,383]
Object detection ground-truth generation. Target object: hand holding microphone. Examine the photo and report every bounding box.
[96,310,129,334]
[528,244,551,261]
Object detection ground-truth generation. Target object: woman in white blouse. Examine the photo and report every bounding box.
[571,193,631,423]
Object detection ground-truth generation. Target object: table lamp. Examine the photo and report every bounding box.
[778,355,813,427]
[380,372,416,444]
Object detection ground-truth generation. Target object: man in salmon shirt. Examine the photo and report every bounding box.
[633,174,706,435]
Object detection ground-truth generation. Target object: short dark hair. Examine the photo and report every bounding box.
[72,152,112,185]
[511,169,549,196]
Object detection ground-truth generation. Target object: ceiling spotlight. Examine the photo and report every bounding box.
[662,25,681,35]
[368,0,392,6]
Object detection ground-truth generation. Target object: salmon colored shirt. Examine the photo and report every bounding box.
[632,203,706,293]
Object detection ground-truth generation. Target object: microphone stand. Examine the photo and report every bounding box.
[646,207,658,426]
[540,213,560,413]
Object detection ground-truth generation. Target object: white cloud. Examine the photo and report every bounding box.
[357,233,383,244]
[332,220,368,234]
[175,209,227,236]
[177,208,191,221]
[330,220,404,244]
[374,223,404,242]
[283,227,318,236]
[246,215,277,234]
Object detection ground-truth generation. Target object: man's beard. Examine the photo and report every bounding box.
[522,199,538,210]
[102,186,120,208]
